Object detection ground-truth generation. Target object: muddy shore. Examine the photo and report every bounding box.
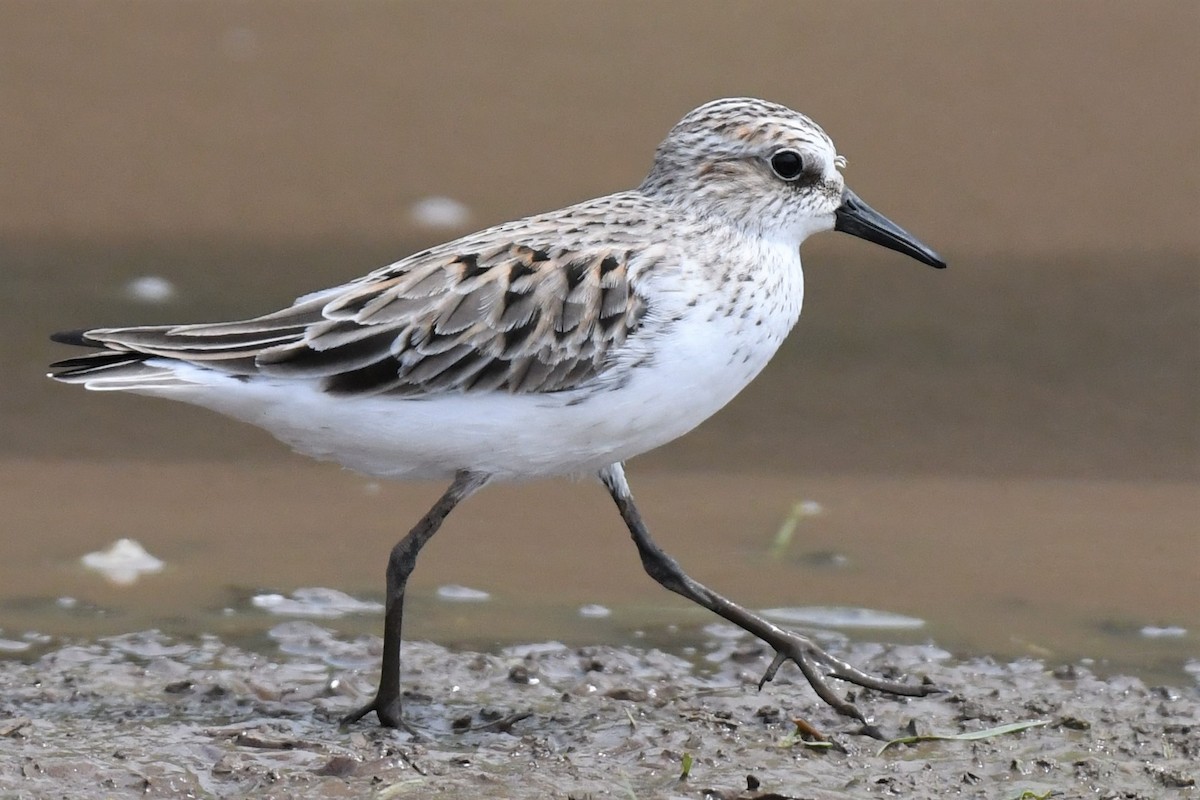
[1,625,1196,799]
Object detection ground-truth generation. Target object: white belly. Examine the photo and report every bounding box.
[121,245,805,480]
[155,324,773,479]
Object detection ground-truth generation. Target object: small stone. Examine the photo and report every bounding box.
[313,755,359,777]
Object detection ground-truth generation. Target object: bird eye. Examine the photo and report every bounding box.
[769,150,805,181]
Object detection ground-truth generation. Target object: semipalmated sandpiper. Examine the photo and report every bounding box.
[51,97,946,734]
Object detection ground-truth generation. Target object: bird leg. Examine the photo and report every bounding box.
[341,470,489,728]
[598,463,935,733]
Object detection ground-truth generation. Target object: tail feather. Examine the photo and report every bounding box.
[50,328,102,347]
[48,350,213,390]
[49,294,329,387]
[49,351,146,377]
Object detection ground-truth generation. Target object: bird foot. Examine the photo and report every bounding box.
[340,692,403,729]
[757,631,939,737]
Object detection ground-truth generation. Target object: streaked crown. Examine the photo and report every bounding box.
[640,97,847,243]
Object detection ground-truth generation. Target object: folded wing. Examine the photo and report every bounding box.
[50,243,648,396]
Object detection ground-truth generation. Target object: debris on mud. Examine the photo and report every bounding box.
[0,624,1195,799]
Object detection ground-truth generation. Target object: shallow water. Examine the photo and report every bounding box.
[3,459,1195,683]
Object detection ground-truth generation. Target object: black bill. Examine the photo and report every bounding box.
[834,188,946,269]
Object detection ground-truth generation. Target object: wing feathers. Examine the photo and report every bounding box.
[52,242,652,397]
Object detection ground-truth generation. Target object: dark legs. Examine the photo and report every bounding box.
[598,463,935,730]
[343,463,932,730]
[342,470,489,728]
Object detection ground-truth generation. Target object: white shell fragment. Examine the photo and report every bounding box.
[0,635,30,653]
[81,539,165,585]
[762,606,926,630]
[409,196,471,230]
[251,588,383,618]
[124,275,177,304]
[1140,625,1187,638]
[435,584,491,602]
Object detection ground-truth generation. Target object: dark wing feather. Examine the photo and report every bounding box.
[55,243,649,397]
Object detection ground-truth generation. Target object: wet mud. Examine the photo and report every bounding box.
[1,625,1196,799]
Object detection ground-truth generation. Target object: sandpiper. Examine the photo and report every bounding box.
[50,97,946,732]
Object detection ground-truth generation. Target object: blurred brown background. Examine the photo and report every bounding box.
[3,0,1196,479]
[0,1,1195,254]
[0,2,1195,673]
[2,1,1200,482]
